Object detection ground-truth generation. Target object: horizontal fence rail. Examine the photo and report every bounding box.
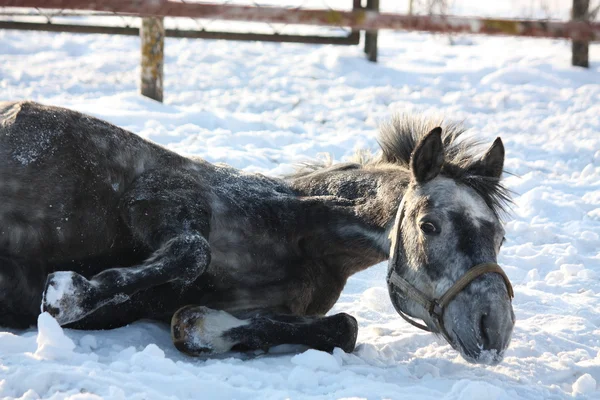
[1,0,600,41]
[0,20,360,44]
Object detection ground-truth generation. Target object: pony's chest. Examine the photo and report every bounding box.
[206,189,301,283]
[204,223,347,315]
[206,222,294,287]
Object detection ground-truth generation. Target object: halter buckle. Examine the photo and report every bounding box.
[429,301,443,319]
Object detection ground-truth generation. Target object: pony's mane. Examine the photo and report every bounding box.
[289,114,512,219]
[375,114,468,168]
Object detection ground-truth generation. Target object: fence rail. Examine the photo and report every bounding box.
[1,0,599,40]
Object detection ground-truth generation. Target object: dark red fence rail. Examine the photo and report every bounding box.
[1,0,599,40]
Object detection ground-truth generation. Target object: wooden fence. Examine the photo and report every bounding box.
[0,0,598,101]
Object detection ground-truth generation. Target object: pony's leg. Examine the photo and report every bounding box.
[0,254,46,328]
[42,171,212,325]
[171,306,359,355]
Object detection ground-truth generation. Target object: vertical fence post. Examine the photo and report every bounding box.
[364,0,379,62]
[353,0,361,47]
[572,0,589,68]
[140,17,164,102]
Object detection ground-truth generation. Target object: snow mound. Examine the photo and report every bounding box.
[572,374,596,396]
[291,349,342,372]
[445,380,511,400]
[360,287,396,313]
[480,66,565,87]
[33,312,76,361]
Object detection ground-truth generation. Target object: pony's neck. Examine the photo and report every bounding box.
[289,163,410,230]
[288,164,409,276]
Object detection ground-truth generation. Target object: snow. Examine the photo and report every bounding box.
[1,0,600,398]
[42,272,78,310]
[33,313,76,361]
[291,350,342,372]
[574,374,598,396]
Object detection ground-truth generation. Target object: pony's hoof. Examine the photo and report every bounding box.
[42,271,96,325]
[171,305,245,356]
[331,312,358,353]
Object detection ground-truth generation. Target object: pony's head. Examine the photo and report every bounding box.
[383,117,514,365]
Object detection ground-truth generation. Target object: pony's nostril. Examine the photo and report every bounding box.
[480,313,491,349]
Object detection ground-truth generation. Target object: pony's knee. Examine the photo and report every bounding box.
[179,233,211,280]
[155,233,211,283]
[42,271,97,323]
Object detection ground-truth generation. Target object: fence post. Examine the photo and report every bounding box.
[364,0,379,62]
[140,17,164,102]
[572,0,589,68]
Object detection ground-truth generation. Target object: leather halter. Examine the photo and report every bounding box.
[387,198,514,344]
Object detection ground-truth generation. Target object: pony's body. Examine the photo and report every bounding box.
[0,101,514,363]
[0,101,394,330]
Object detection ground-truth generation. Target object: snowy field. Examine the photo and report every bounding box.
[1,1,600,399]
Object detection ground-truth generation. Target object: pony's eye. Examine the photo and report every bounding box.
[499,236,506,249]
[420,221,439,235]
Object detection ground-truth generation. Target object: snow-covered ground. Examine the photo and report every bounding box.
[1,1,600,398]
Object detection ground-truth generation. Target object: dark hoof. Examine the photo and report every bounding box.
[42,271,96,325]
[331,312,358,353]
[171,305,244,356]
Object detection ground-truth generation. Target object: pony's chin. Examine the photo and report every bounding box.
[455,344,505,366]
[449,331,508,366]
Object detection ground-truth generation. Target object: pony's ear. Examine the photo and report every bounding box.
[410,127,444,183]
[470,137,504,178]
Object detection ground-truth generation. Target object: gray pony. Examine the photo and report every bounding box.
[0,101,514,364]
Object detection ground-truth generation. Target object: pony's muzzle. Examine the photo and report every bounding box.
[444,273,515,365]
[479,305,512,353]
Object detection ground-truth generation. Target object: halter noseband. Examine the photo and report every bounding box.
[387,198,514,344]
